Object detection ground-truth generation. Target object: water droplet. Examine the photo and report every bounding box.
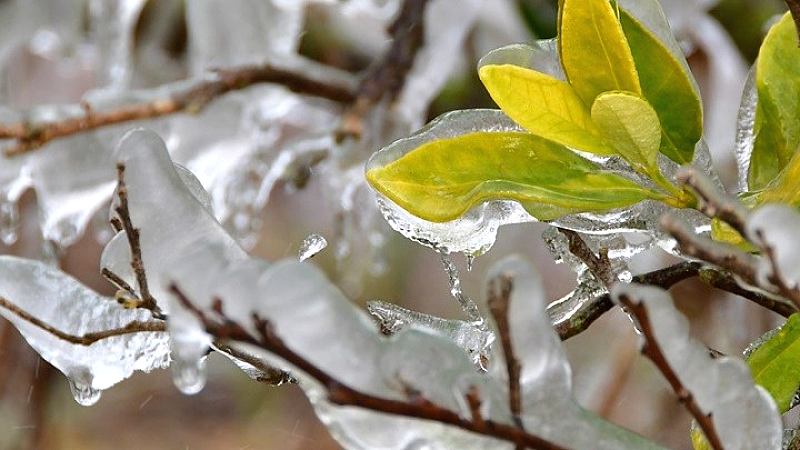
[68,378,101,406]
[171,355,207,395]
[298,233,328,261]
[0,199,19,245]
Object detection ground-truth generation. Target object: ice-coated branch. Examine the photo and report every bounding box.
[113,163,163,318]
[698,268,797,317]
[0,296,165,346]
[550,260,702,339]
[676,167,749,236]
[170,283,570,450]
[558,228,616,287]
[616,292,724,450]
[1,63,356,157]
[751,229,800,309]
[212,341,295,386]
[487,274,523,429]
[340,0,430,138]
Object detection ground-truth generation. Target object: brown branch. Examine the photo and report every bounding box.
[101,268,137,299]
[487,274,524,429]
[114,163,163,318]
[212,341,295,386]
[617,292,725,450]
[340,0,430,138]
[558,228,616,287]
[753,229,800,310]
[676,168,749,236]
[2,64,356,157]
[0,296,166,346]
[698,268,797,318]
[786,0,800,48]
[169,283,569,450]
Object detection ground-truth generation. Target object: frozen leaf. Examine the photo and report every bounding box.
[746,313,800,412]
[558,0,640,105]
[478,39,564,80]
[366,130,662,223]
[748,12,800,191]
[0,256,169,404]
[613,284,782,449]
[617,7,701,165]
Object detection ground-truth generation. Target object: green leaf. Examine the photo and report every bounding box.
[558,0,641,105]
[590,91,660,174]
[749,12,800,190]
[366,131,662,223]
[618,8,701,164]
[479,64,615,155]
[746,313,800,412]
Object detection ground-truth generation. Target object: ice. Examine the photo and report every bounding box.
[299,233,328,261]
[747,204,800,291]
[88,0,146,92]
[0,255,170,403]
[478,39,564,81]
[612,283,782,449]
[734,68,758,192]
[171,352,207,395]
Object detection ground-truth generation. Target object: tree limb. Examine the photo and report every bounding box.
[487,274,524,429]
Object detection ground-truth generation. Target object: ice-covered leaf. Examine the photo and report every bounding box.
[367,130,661,223]
[617,7,701,165]
[478,64,615,156]
[558,0,640,106]
[613,284,782,449]
[748,12,800,191]
[0,255,169,405]
[590,91,661,175]
[746,313,800,412]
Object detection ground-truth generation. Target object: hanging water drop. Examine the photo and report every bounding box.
[298,233,327,261]
[171,354,208,395]
[68,377,102,406]
[0,198,18,245]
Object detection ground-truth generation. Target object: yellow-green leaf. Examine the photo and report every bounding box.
[746,314,800,412]
[752,149,800,206]
[618,8,701,164]
[479,64,615,155]
[590,91,660,174]
[750,12,800,190]
[366,131,662,223]
[558,0,640,106]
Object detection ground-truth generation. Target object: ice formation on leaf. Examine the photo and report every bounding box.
[612,284,782,449]
[0,255,170,405]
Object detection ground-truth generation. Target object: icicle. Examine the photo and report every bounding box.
[438,251,484,327]
[466,254,475,272]
[171,353,207,395]
[0,197,18,245]
[67,371,102,406]
[298,233,328,261]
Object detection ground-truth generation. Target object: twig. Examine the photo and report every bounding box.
[0,296,166,346]
[487,274,524,429]
[169,283,569,450]
[617,292,725,450]
[698,269,797,317]
[558,229,616,287]
[676,168,749,236]
[753,229,800,310]
[213,341,295,386]
[2,63,356,156]
[340,0,430,138]
[786,0,800,48]
[101,267,137,299]
[465,386,485,428]
[114,163,163,318]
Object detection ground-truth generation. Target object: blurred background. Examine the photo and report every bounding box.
[0,0,790,448]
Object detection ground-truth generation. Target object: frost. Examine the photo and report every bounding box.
[0,255,170,403]
[299,233,328,261]
[747,204,800,291]
[612,283,782,449]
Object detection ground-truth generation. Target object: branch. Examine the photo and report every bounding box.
[558,228,616,287]
[212,341,295,386]
[617,292,724,450]
[676,167,749,236]
[169,283,569,450]
[340,0,430,138]
[114,163,163,318]
[487,274,523,429]
[0,296,166,346]
[698,268,797,317]
[2,63,356,157]
[752,229,800,310]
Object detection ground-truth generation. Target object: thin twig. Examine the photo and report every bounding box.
[558,228,616,287]
[340,0,430,138]
[114,163,163,318]
[617,292,724,450]
[212,341,295,386]
[753,229,800,310]
[786,0,800,47]
[487,274,524,429]
[0,296,166,346]
[2,63,356,156]
[169,283,569,450]
[101,268,137,298]
[698,269,797,317]
[676,168,749,236]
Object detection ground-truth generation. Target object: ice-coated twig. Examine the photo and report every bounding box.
[786,0,800,47]
[616,292,724,450]
[212,341,295,386]
[558,228,616,287]
[549,261,702,339]
[0,296,166,346]
[340,0,430,138]
[101,267,137,299]
[752,229,800,310]
[169,283,570,450]
[675,167,749,235]
[487,273,524,430]
[114,163,163,318]
[698,268,797,317]
[439,252,485,326]
[2,63,356,157]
